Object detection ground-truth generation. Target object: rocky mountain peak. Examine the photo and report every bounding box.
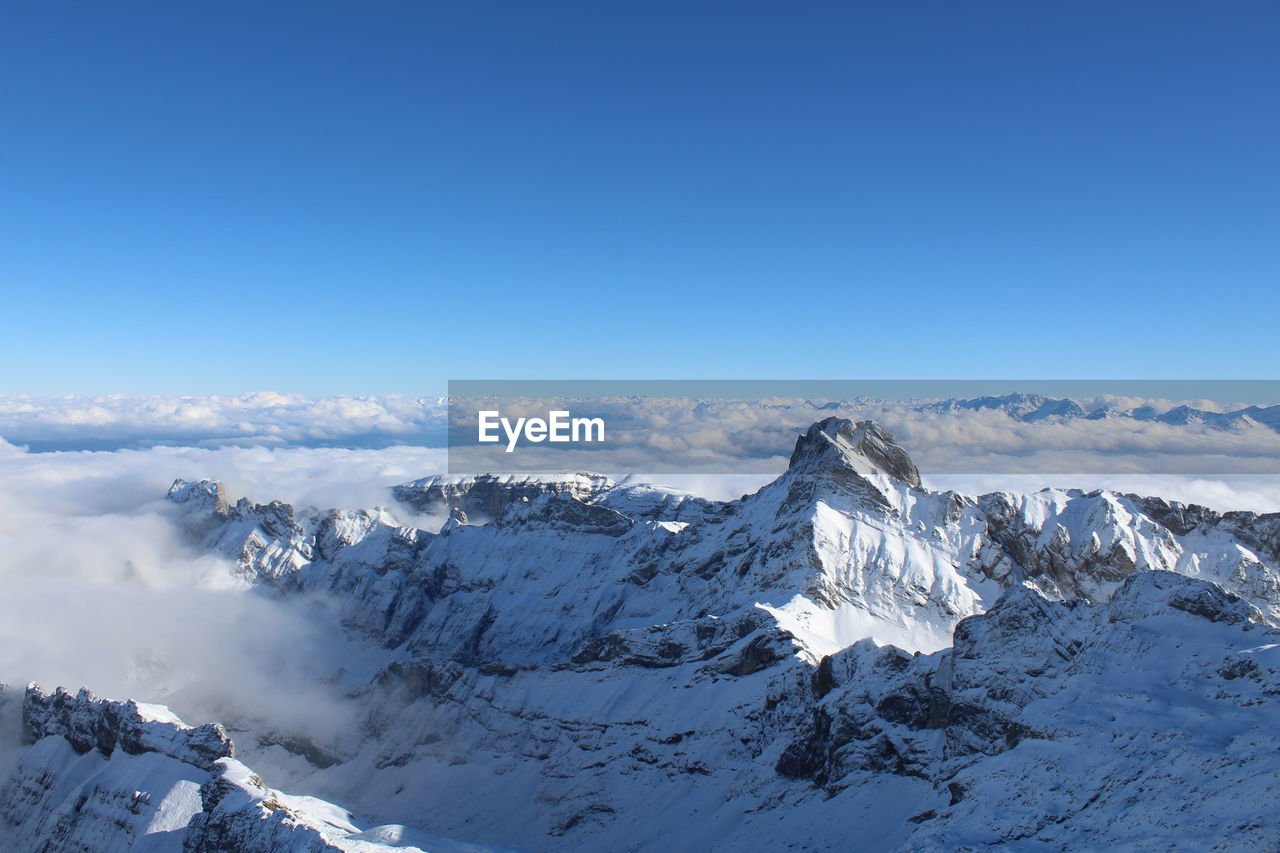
[167,477,229,517]
[393,472,613,520]
[787,418,921,488]
[23,684,234,772]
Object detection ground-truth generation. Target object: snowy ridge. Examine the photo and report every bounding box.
[23,685,234,772]
[392,472,721,525]
[173,417,1280,662]
[1,686,513,852]
[776,571,1280,850]
[918,391,1280,431]
[4,418,1280,850]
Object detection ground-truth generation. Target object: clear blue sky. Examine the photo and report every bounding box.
[1,1,1277,394]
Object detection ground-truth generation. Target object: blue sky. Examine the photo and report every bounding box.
[1,1,1277,394]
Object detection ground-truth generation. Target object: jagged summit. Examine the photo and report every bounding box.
[787,418,921,488]
[394,472,614,520]
[388,419,923,525]
[7,686,496,852]
[394,470,719,525]
[167,477,229,516]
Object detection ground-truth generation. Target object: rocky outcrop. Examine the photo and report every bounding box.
[393,472,613,520]
[788,418,922,489]
[568,609,790,673]
[23,685,234,771]
[3,685,500,852]
[183,759,353,853]
[770,572,1280,848]
[394,471,722,525]
[495,492,634,537]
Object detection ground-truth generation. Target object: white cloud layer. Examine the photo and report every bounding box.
[0,393,446,450]
[6,393,1279,477]
[0,442,447,748]
[450,395,1280,476]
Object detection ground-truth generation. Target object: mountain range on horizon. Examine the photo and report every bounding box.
[904,391,1280,430]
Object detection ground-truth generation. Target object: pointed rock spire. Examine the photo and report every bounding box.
[788,418,921,488]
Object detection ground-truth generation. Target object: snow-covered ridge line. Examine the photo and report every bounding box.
[910,391,1280,429]
[771,569,1280,850]
[4,685,508,852]
[24,684,234,772]
[392,471,719,525]
[172,417,1280,661]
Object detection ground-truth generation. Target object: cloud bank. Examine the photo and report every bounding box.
[6,392,1280,477]
[0,393,447,451]
[0,441,447,752]
[448,395,1280,476]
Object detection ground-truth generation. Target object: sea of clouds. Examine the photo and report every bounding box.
[2,391,1279,765]
[0,392,447,450]
[6,392,1280,473]
[446,393,1280,477]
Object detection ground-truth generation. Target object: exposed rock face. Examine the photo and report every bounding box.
[568,610,792,673]
[495,492,634,537]
[24,685,234,771]
[788,418,922,489]
[394,471,721,524]
[183,758,353,853]
[2,686,505,852]
[168,477,231,517]
[393,472,613,520]
[4,419,1280,851]
[770,571,1280,850]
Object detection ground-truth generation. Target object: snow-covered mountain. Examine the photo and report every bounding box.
[865,391,1280,432]
[3,418,1279,851]
[915,391,1277,428]
[0,685,514,852]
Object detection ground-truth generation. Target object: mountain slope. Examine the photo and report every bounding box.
[1,685,516,852]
